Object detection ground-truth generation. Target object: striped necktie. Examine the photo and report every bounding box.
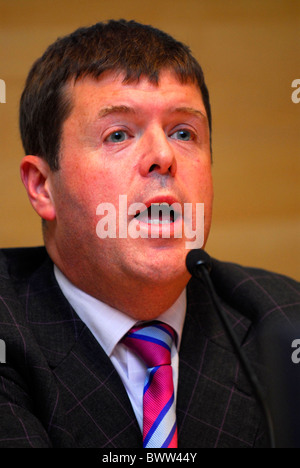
[122,321,178,448]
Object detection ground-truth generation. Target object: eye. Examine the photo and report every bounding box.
[170,129,193,141]
[105,130,128,143]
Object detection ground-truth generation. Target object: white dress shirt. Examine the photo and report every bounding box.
[54,266,186,432]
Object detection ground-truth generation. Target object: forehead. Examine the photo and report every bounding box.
[67,69,206,117]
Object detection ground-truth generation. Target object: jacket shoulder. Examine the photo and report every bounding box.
[0,246,49,280]
[210,258,300,323]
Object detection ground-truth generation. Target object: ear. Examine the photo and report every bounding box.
[20,155,56,221]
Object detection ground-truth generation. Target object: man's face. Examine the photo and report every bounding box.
[48,69,213,313]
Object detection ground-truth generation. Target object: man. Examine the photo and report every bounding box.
[0,19,299,448]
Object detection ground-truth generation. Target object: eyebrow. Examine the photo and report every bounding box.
[98,105,136,118]
[97,105,207,121]
[173,107,207,120]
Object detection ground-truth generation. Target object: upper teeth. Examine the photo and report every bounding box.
[148,219,172,224]
[135,203,177,224]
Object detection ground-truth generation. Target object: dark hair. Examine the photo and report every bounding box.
[19,19,212,170]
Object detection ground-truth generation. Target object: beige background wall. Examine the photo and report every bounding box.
[0,0,299,280]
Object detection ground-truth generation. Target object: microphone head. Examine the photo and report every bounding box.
[186,249,212,277]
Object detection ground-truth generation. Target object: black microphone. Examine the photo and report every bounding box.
[186,249,276,448]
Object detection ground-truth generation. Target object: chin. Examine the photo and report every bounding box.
[133,246,189,283]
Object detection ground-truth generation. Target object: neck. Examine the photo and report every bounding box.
[45,236,190,321]
[72,271,188,320]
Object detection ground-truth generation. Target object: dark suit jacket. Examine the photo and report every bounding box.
[0,246,299,448]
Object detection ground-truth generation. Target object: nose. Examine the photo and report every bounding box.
[139,128,177,177]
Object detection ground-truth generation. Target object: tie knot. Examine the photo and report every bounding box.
[122,321,176,368]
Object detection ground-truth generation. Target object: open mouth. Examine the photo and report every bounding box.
[134,203,180,225]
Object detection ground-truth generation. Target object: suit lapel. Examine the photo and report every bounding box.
[177,277,264,448]
[14,253,141,448]
[53,325,142,447]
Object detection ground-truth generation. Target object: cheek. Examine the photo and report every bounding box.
[54,157,129,230]
[201,171,213,202]
[184,159,213,200]
[201,174,214,226]
[190,162,213,229]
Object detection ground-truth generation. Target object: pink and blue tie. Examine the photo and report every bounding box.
[122,322,178,448]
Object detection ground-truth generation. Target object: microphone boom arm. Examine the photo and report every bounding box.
[186,249,276,448]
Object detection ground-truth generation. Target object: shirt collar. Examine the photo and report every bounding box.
[54,265,186,357]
